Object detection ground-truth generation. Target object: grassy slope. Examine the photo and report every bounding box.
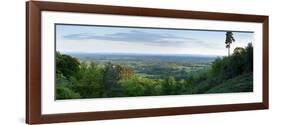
[206,73,253,93]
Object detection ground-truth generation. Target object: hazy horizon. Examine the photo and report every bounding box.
[56,24,254,56]
[59,51,222,57]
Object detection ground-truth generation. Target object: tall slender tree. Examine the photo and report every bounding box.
[225,31,235,56]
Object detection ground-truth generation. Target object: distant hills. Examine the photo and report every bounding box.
[66,52,220,64]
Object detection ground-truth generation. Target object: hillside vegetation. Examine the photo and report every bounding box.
[206,73,253,93]
[55,43,253,99]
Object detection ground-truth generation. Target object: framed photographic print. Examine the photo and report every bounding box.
[26,1,269,124]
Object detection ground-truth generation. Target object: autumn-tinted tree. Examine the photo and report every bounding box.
[116,64,134,80]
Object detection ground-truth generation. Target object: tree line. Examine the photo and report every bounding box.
[55,42,253,99]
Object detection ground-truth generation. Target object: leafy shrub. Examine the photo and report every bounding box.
[56,84,80,99]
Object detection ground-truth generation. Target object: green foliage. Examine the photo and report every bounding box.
[225,32,235,45]
[73,62,104,98]
[118,77,145,96]
[56,52,80,78]
[143,79,163,96]
[206,73,253,93]
[56,86,81,99]
[102,62,121,97]
[184,74,196,94]
[192,43,254,94]
[56,74,80,99]
[225,31,235,56]
[244,43,254,72]
[210,43,253,81]
[55,42,253,99]
[162,76,177,95]
[118,77,163,96]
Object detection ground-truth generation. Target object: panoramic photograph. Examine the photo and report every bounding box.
[55,24,254,100]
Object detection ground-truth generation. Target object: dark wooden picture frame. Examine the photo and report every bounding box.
[26,1,269,124]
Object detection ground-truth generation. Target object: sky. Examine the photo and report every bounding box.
[56,24,254,56]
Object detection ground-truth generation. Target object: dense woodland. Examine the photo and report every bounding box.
[55,42,253,99]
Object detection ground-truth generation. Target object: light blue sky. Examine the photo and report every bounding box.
[56,24,254,56]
